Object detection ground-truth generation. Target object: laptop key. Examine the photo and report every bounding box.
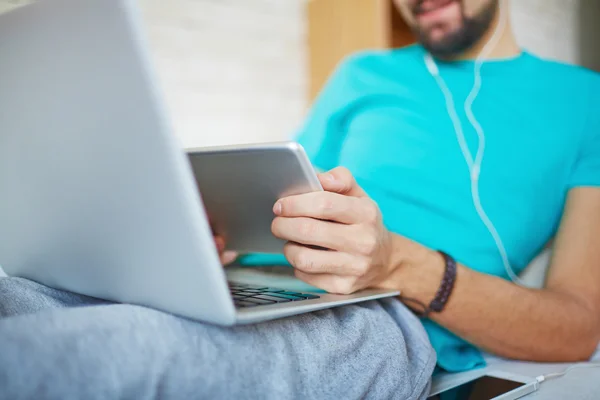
[232,294,253,300]
[234,300,259,308]
[260,292,306,301]
[250,294,293,303]
[243,297,277,305]
[231,283,252,288]
[242,288,278,293]
[230,283,320,303]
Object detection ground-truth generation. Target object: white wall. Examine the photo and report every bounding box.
[140,0,308,148]
[0,0,30,13]
[511,0,580,64]
[0,0,308,149]
[511,0,600,70]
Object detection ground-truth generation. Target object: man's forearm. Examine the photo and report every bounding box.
[387,234,600,362]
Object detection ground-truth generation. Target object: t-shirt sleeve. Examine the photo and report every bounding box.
[568,92,600,188]
[293,55,361,172]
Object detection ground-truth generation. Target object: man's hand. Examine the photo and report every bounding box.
[214,234,238,265]
[271,167,398,294]
[210,219,238,266]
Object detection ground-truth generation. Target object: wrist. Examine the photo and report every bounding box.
[387,234,445,305]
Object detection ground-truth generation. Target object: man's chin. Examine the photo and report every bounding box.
[417,20,484,58]
[420,33,468,58]
[416,0,499,59]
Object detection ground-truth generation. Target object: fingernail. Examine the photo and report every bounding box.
[273,201,282,215]
[223,250,237,259]
[322,173,342,190]
[221,251,238,265]
[324,173,335,182]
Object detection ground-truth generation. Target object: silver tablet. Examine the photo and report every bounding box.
[187,142,323,254]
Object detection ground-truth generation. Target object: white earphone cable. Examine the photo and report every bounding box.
[465,0,508,173]
[425,0,525,284]
[536,363,600,383]
[429,71,474,170]
[464,0,524,284]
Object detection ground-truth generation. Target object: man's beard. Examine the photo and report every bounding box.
[414,0,498,58]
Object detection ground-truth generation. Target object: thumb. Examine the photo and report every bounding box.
[318,167,367,198]
[220,251,238,266]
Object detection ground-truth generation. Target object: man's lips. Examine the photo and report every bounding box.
[413,0,457,16]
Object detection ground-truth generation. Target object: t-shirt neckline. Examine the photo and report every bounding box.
[412,45,534,76]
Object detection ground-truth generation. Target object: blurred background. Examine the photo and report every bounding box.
[1,0,599,149]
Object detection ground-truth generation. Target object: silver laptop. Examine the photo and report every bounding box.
[0,0,398,325]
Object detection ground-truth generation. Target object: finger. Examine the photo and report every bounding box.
[283,242,366,276]
[273,191,363,224]
[294,270,360,295]
[220,251,238,266]
[214,236,226,253]
[271,217,355,251]
[318,167,367,198]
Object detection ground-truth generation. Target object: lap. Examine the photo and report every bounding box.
[0,277,435,400]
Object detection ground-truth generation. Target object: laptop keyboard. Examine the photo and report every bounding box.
[228,282,320,308]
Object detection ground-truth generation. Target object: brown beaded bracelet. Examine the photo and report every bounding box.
[401,251,457,318]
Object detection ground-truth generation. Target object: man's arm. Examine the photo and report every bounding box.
[271,168,600,362]
[391,187,600,362]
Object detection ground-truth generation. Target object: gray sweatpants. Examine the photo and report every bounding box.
[0,277,436,400]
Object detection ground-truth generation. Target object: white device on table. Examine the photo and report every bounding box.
[428,370,539,400]
[187,142,323,254]
[0,0,399,326]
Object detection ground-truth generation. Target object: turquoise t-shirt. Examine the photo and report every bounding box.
[241,45,600,372]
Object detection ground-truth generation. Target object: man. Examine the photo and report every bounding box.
[1,0,599,398]
[271,0,600,369]
[274,0,600,371]
[256,0,600,371]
